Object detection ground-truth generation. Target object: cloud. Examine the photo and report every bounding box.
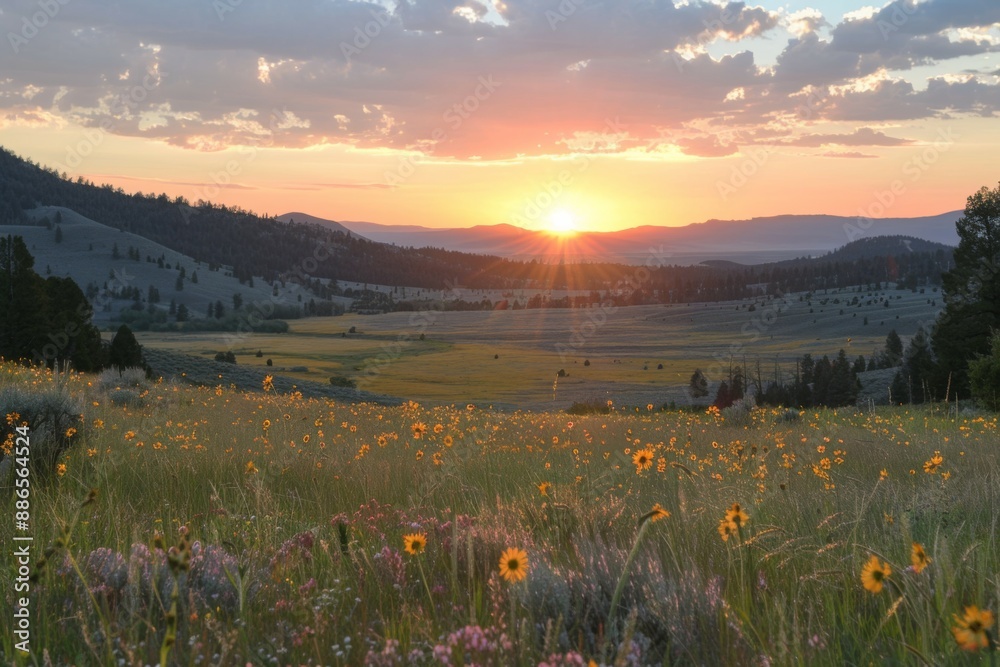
[819,150,878,158]
[0,0,997,160]
[782,127,914,147]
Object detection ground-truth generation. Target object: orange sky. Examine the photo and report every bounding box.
[2,0,998,232]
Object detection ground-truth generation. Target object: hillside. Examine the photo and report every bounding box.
[0,147,958,304]
[0,207,328,326]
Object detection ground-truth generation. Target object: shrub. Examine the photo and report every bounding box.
[566,400,612,415]
[98,367,149,391]
[330,376,357,388]
[0,382,84,481]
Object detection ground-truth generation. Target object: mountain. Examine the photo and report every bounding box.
[334,212,961,264]
[275,212,368,240]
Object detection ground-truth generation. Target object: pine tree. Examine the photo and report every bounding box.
[689,368,709,398]
[0,235,49,361]
[933,182,1000,393]
[107,324,144,371]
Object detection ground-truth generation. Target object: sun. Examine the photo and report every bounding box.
[547,208,578,235]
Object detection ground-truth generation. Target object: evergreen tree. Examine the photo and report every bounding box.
[969,331,1000,411]
[885,329,904,366]
[0,235,49,362]
[689,368,709,399]
[41,276,105,371]
[176,303,189,322]
[828,349,859,407]
[713,381,732,409]
[107,324,144,371]
[903,326,936,403]
[933,182,1000,394]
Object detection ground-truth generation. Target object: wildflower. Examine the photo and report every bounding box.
[263,375,274,392]
[641,503,670,525]
[910,542,930,573]
[923,451,943,474]
[443,435,453,447]
[499,547,528,583]
[245,461,258,474]
[725,503,749,529]
[879,469,888,481]
[633,448,654,472]
[403,533,427,556]
[412,422,427,439]
[718,518,736,541]
[951,605,994,651]
[65,427,77,438]
[56,463,67,476]
[884,512,894,525]
[537,482,551,497]
[861,555,891,594]
[262,419,271,431]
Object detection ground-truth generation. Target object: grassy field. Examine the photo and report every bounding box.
[136,285,943,409]
[1,362,997,665]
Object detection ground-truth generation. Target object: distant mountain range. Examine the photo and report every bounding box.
[300,212,962,265]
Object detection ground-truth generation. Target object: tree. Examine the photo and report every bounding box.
[54,225,63,243]
[713,381,732,409]
[176,303,189,322]
[933,182,1000,394]
[41,276,105,371]
[885,330,904,367]
[689,368,709,399]
[108,324,144,371]
[827,349,859,407]
[903,326,936,403]
[112,242,121,260]
[0,235,49,362]
[969,331,1000,411]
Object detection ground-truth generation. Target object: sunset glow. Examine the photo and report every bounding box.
[1,1,998,230]
[546,208,578,235]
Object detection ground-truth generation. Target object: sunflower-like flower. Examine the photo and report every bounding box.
[910,542,930,573]
[725,502,749,530]
[499,547,529,583]
[861,555,891,594]
[642,503,670,525]
[951,605,994,651]
[718,518,737,542]
[403,532,427,556]
[632,448,654,472]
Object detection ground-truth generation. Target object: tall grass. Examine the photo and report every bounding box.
[0,362,997,665]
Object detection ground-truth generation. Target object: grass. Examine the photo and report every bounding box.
[136,285,944,409]
[1,362,997,665]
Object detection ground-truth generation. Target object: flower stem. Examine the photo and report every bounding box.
[607,520,652,633]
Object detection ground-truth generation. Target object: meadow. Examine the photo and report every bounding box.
[135,286,943,410]
[1,362,997,665]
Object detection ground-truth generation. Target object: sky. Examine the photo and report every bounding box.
[1,0,999,233]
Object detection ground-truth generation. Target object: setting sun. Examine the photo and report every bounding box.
[547,208,578,235]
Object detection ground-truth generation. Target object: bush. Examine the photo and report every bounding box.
[969,331,1000,411]
[566,399,612,415]
[329,376,357,388]
[0,382,84,481]
[98,367,149,391]
[214,351,237,364]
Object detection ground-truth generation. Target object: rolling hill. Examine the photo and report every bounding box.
[331,212,961,264]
